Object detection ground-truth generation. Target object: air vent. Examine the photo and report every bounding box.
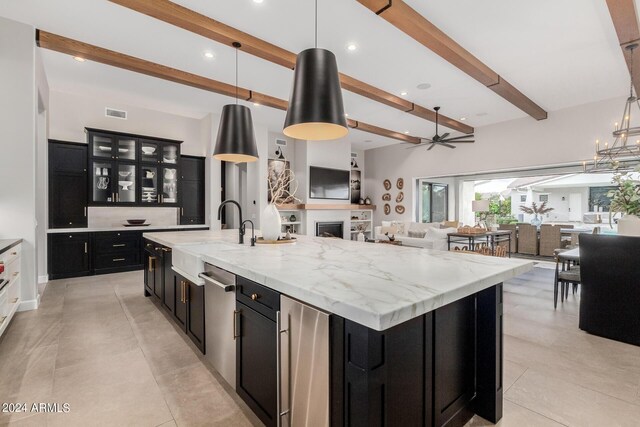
[351,152,358,158]
[275,138,287,146]
[105,107,127,120]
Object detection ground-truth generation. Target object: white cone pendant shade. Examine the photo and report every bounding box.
[213,104,259,163]
[283,48,348,141]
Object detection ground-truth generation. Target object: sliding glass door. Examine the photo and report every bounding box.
[418,180,448,223]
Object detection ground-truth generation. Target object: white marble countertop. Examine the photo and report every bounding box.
[47,224,208,233]
[145,230,533,331]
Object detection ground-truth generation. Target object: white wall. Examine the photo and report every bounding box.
[49,91,205,156]
[365,96,625,225]
[0,17,48,309]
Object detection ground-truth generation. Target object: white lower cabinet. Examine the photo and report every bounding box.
[0,242,21,337]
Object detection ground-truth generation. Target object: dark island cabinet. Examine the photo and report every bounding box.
[48,233,90,280]
[48,141,88,228]
[235,278,279,427]
[174,273,206,353]
[180,156,205,225]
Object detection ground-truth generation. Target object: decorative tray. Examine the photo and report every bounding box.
[256,237,297,245]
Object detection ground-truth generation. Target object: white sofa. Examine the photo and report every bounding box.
[373,221,458,251]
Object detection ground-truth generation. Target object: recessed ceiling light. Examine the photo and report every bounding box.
[73,56,85,62]
[253,102,260,106]
[253,0,264,3]
[344,113,349,117]
[476,112,488,117]
[416,83,431,90]
[460,117,467,121]
[404,131,410,134]
[400,91,408,96]
[364,139,372,143]
[346,43,357,52]
[203,51,215,60]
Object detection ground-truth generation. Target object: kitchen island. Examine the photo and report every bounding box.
[143,230,533,427]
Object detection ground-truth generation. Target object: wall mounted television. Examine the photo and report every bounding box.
[309,166,350,200]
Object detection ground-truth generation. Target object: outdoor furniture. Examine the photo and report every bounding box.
[447,230,512,257]
[498,224,517,253]
[579,234,640,346]
[540,224,562,257]
[554,248,581,309]
[517,223,538,255]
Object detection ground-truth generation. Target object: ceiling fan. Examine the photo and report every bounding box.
[407,107,475,150]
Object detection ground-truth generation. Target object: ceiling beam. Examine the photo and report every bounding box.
[36,30,421,144]
[356,0,548,121]
[606,0,640,95]
[108,0,472,134]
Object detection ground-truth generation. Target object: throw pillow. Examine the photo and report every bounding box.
[407,229,427,238]
[391,221,406,235]
[380,226,398,235]
[381,221,392,228]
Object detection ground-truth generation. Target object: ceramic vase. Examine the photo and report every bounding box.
[530,214,542,227]
[261,204,282,241]
[617,214,640,236]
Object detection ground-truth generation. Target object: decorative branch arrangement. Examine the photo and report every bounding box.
[268,164,301,206]
[519,201,554,215]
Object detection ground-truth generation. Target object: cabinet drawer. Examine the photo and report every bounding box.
[94,251,139,270]
[95,235,139,254]
[236,277,280,321]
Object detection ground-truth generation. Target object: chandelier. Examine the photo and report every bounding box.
[585,43,640,173]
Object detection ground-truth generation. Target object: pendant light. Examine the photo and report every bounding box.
[283,0,348,141]
[213,42,259,163]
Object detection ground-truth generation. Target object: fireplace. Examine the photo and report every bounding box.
[316,222,344,239]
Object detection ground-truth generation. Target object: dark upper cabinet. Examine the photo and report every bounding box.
[48,233,90,280]
[86,128,181,206]
[49,141,88,228]
[180,156,205,224]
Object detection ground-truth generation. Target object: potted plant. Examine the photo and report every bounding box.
[608,167,640,235]
[519,201,554,226]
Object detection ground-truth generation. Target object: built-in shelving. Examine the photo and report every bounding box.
[350,209,373,241]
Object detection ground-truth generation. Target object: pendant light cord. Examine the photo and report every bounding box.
[235,45,238,105]
[315,0,318,48]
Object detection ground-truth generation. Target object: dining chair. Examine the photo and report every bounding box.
[553,249,581,309]
[539,224,562,257]
[517,223,538,255]
[498,223,517,253]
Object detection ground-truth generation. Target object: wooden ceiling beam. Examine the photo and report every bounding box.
[357,0,548,120]
[606,0,640,95]
[108,0,472,134]
[36,30,420,145]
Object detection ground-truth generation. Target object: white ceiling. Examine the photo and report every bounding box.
[0,0,632,150]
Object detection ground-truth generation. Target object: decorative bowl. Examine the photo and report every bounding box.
[141,146,156,154]
[126,219,146,225]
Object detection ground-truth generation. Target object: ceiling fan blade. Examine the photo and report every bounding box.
[444,134,475,141]
[420,138,434,144]
[441,143,457,149]
[427,143,436,151]
[443,140,475,143]
[405,143,427,149]
[440,132,450,139]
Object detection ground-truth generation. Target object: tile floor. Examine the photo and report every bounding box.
[0,267,639,426]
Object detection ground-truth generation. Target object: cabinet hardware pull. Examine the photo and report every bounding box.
[181,207,184,215]
[11,252,16,256]
[84,242,88,254]
[11,298,18,303]
[148,256,155,272]
[84,206,87,217]
[233,310,241,340]
[112,244,126,247]
[251,293,260,301]
[277,311,291,424]
[113,258,125,262]
[13,272,18,277]
[161,247,171,252]
[182,281,186,303]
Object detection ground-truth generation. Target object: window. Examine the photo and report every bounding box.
[589,186,615,212]
[416,180,448,223]
[539,194,549,202]
[520,195,527,202]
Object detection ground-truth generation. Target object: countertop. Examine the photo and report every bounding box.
[48,224,209,233]
[145,230,533,331]
[0,239,22,255]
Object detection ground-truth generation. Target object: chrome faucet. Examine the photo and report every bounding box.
[217,200,244,244]
[241,220,257,246]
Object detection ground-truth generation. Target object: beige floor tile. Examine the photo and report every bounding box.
[466,400,566,426]
[155,363,252,426]
[503,360,528,392]
[48,348,173,427]
[0,412,47,427]
[505,369,640,426]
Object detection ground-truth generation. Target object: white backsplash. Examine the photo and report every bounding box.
[88,207,179,228]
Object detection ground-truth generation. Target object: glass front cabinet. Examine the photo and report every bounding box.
[87,129,181,206]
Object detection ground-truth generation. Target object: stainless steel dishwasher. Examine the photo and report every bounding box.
[199,263,237,389]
